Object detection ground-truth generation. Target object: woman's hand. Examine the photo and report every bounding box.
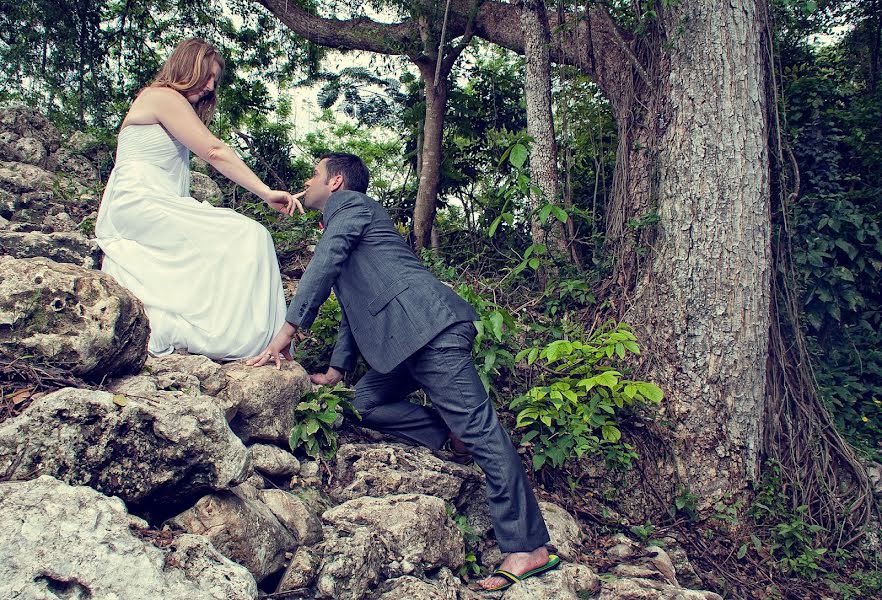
[246,323,297,369]
[263,190,304,217]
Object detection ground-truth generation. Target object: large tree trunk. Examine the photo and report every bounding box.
[520,0,569,267]
[607,0,771,507]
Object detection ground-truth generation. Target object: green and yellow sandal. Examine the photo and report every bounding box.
[482,554,562,592]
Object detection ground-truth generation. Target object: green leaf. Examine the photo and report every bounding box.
[509,143,528,168]
[601,425,621,442]
[528,258,540,270]
[488,215,503,237]
[532,454,546,470]
[489,311,505,340]
[538,204,553,223]
[551,205,568,222]
[737,543,748,559]
[636,382,664,403]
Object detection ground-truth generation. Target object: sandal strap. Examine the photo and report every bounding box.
[491,569,521,584]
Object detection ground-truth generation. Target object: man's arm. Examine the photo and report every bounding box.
[328,306,358,373]
[248,192,370,368]
[286,192,371,329]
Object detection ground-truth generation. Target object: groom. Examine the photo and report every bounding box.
[248,153,556,591]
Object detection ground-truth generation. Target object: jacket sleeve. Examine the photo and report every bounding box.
[285,192,371,329]
[328,305,358,373]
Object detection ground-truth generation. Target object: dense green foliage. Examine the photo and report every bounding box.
[778,1,882,455]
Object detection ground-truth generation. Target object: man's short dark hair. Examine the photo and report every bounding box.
[320,152,370,194]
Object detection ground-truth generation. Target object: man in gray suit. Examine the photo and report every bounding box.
[248,153,556,590]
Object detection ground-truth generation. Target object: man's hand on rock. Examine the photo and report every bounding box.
[310,366,343,387]
[246,322,297,369]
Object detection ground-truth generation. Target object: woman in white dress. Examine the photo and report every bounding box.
[96,38,302,360]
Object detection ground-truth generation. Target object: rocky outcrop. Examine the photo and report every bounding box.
[0,388,251,507]
[0,256,148,379]
[191,171,223,204]
[219,361,312,443]
[0,476,257,600]
[322,493,465,577]
[167,486,296,582]
[0,230,101,267]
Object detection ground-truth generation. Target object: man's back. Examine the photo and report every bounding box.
[288,190,477,373]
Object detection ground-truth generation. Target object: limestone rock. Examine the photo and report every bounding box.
[167,487,296,582]
[219,361,311,443]
[146,353,227,396]
[375,567,482,600]
[0,160,55,194]
[0,105,61,154]
[11,136,47,165]
[539,501,584,562]
[501,563,599,600]
[191,172,223,204]
[46,146,99,183]
[0,387,251,507]
[329,442,484,511]
[0,476,257,600]
[322,493,465,577]
[251,442,301,477]
[598,576,724,600]
[0,256,148,379]
[258,489,323,545]
[0,230,101,267]
[276,547,320,594]
[315,527,385,600]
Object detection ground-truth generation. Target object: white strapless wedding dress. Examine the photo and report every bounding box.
[95,124,286,360]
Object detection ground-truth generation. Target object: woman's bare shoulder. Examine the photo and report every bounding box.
[122,87,187,129]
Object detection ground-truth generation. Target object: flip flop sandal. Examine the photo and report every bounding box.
[482,554,562,592]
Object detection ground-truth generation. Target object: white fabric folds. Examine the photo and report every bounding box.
[95,124,286,360]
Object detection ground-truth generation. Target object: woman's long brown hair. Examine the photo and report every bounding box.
[150,38,225,124]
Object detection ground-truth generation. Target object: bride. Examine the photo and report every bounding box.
[95,38,302,361]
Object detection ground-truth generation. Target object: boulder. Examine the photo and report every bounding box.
[0,160,55,194]
[10,136,47,165]
[0,476,257,600]
[219,361,311,443]
[376,568,482,600]
[251,442,301,477]
[314,527,385,600]
[598,576,724,600]
[46,146,99,183]
[322,493,465,577]
[539,501,584,562]
[276,547,321,594]
[500,563,599,600]
[0,388,251,507]
[0,256,148,379]
[0,105,61,154]
[167,487,296,582]
[191,172,223,204]
[328,442,484,511]
[258,489,323,545]
[0,230,101,267]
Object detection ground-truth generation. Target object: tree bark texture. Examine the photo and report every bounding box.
[520,0,569,264]
[621,0,771,506]
[413,61,448,251]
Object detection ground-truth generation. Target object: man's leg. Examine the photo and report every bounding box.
[404,321,551,555]
[353,366,449,449]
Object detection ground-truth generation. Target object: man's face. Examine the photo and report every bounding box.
[302,159,341,211]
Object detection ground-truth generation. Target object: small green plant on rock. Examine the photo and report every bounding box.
[288,383,359,459]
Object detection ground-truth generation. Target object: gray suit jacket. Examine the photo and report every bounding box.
[286,190,478,374]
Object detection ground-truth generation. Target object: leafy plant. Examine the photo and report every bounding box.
[456,284,518,396]
[510,321,663,470]
[288,384,359,459]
